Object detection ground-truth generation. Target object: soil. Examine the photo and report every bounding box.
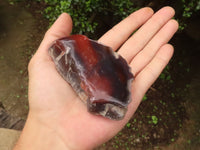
[0,0,199,149]
[0,0,47,119]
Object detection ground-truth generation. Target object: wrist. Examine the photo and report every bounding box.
[13,113,70,150]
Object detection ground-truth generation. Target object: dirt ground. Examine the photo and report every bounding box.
[0,0,32,119]
[0,0,199,149]
[0,0,46,119]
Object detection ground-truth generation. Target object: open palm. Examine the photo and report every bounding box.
[27,7,178,150]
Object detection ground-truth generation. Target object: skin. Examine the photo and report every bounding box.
[13,6,178,150]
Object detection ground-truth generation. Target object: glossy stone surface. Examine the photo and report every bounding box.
[49,35,134,120]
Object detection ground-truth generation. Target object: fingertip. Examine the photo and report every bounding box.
[163,19,179,35]
[162,6,175,16]
[143,7,154,15]
[60,12,70,17]
[59,13,73,25]
[165,43,174,53]
[130,7,154,17]
[48,12,73,37]
[36,12,73,58]
[159,44,174,60]
[170,19,179,31]
[149,6,175,26]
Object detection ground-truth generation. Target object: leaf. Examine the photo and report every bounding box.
[151,115,158,125]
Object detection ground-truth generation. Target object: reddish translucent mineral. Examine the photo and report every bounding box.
[49,35,134,120]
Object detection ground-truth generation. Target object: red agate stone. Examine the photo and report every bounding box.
[49,35,134,120]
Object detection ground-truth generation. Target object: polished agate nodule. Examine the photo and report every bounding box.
[49,35,134,120]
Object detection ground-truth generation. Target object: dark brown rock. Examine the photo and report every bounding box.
[49,35,134,120]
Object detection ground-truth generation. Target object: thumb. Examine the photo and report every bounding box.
[37,13,72,59]
[28,13,72,73]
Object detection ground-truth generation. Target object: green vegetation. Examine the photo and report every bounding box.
[179,0,200,30]
[7,0,200,36]
[151,115,158,125]
[41,0,200,34]
[159,65,173,84]
[142,94,148,101]
[126,123,131,128]
[35,0,138,38]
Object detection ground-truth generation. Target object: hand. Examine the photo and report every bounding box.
[14,7,178,150]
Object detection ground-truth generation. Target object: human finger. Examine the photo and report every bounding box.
[28,13,72,73]
[124,44,174,120]
[118,6,175,63]
[98,7,154,51]
[38,13,72,56]
[130,19,178,75]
